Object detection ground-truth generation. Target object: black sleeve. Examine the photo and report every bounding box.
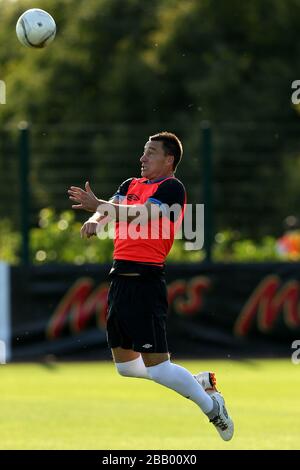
[150,179,186,208]
[149,179,186,221]
[110,178,134,199]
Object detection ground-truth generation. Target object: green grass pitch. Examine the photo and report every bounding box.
[0,359,299,450]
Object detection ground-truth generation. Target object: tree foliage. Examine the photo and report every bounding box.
[2,0,300,125]
[0,209,290,264]
[1,0,300,238]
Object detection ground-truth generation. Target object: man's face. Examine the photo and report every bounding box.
[140,140,173,180]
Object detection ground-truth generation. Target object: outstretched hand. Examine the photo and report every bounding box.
[68,181,100,212]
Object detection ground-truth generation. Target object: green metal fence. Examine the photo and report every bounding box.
[1,121,300,264]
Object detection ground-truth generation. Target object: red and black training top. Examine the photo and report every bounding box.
[109,176,186,277]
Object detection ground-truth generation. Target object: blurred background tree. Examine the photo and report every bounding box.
[1,0,300,260]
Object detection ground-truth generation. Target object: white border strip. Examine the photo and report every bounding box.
[0,262,11,362]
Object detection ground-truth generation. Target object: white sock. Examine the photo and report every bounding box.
[115,356,150,380]
[146,359,213,414]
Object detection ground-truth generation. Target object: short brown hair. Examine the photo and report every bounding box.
[150,131,183,171]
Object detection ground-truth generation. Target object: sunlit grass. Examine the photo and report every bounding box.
[0,359,299,449]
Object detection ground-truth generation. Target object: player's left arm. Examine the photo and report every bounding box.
[68,180,185,223]
[146,179,186,222]
[104,179,185,223]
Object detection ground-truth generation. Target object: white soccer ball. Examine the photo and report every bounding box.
[16,9,56,48]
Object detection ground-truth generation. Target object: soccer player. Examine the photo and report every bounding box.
[68,131,234,441]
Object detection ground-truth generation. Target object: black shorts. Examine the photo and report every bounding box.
[106,275,168,353]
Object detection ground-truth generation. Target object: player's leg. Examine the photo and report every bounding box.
[108,276,233,439]
[127,277,215,414]
[106,277,150,379]
[142,352,214,414]
[111,347,150,379]
[142,352,234,441]
[112,347,140,363]
[139,349,219,397]
[137,275,234,441]
[112,346,219,414]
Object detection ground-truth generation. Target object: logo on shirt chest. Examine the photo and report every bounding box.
[126,194,140,201]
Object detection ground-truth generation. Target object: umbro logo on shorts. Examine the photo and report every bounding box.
[142,344,153,349]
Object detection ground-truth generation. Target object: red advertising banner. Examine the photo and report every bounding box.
[11,263,300,360]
